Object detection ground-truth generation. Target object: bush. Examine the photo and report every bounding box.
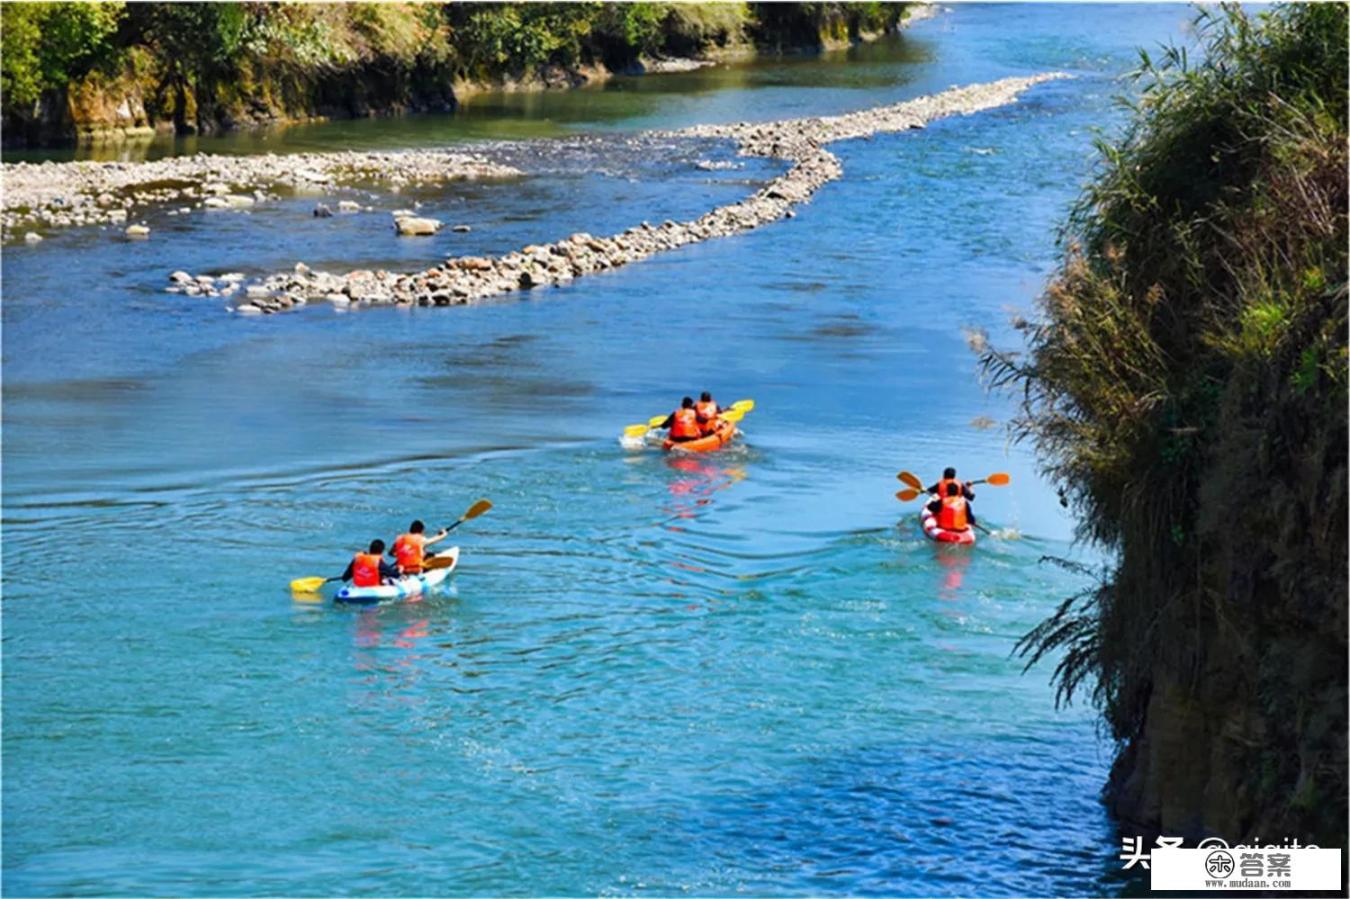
[988,4,1347,841]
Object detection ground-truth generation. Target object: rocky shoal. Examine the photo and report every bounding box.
[89,73,1064,315]
[214,74,1065,315]
[0,150,521,238]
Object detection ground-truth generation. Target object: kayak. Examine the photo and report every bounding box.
[920,500,976,545]
[334,546,460,604]
[664,419,737,453]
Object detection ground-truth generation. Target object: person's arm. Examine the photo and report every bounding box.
[926,498,941,515]
[964,484,976,501]
[926,482,939,495]
[660,412,675,429]
[339,560,355,583]
[424,529,450,548]
[967,506,977,527]
[380,559,401,580]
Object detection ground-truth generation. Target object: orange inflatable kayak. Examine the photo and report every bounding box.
[664,419,737,453]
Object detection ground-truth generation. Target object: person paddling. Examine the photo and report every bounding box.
[928,482,976,532]
[391,520,450,575]
[694,391,722,435]
[927,467,975,503]
[660,396,702,444]
[342,539,401,587]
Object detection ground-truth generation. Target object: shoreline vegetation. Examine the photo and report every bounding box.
[0,2,926,149]
[987,5,1347,845]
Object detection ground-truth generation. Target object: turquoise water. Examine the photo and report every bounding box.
[3,6,1194,895]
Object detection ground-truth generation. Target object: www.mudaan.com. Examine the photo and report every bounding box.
[1207,880,1293,889]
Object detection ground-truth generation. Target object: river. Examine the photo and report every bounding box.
[2,5,1193,895]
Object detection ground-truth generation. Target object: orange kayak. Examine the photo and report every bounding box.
[664,419,737,453]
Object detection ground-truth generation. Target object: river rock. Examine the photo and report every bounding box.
[245,285,271,299]
[313,203,334,218]
[125,224,150,237]
[395,216,442,236]
[338,200,361,213]
[23,232,42,243]
[451,224,472,233]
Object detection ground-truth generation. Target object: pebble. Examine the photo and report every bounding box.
[1,150,522,239]
[118,74,1070,316]
[125,224,150,237]
[395,216,442,236]
[451,224,472,233]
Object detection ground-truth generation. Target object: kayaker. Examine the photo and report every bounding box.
[927,467,975,502]
[392,520,449,575]
[660,396,702,443]
[695,391,722,435]
[341,539,401,587]
[927,482,976,532]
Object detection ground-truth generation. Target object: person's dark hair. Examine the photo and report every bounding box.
[946,483,961,496]
[700,391,712,402]
[369,539,386,554]
[944,467,957,479]
[681,396,694,408]
[410,520,425,533]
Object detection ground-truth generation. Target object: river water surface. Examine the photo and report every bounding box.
[3,6,1192,895]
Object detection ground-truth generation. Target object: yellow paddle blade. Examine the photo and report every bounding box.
[624,424,650,438]
[722,409,744,423]
[290,576,327,592]
[648,415,667,427]
[730,399,755,413]
[462,498,493,520]
[895,489,921,502]
[897,471,924,491]
[986,473,1011,486]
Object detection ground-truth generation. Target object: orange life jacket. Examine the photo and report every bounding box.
[936,477,965,499]
[695,400,719,433]
[670,408,701,439]
[393,533,426,573]
[352,552,383,587]
[937,496,969,532]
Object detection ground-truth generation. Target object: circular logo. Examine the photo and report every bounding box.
[1205,850,1235,877]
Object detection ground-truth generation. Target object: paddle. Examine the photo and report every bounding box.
[896,471,1011,491]
[291,575,339,593]
[897,471,924,492]
[421,498,492,568]
[444,498,492,532]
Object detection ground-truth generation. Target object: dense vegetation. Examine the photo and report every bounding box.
[989,4,1347,842]
[0,2,910,145]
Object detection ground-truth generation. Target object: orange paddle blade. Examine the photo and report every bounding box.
[896,471,924,491]
[986,473,1011,486]
[895,489,921,502]
[462,498,493,520]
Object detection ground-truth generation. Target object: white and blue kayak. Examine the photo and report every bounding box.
[335,546,460,605]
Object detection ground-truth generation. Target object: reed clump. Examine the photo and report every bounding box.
[986,4,1347,842]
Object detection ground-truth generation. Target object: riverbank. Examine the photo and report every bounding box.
[1,2,925,149]
[171,73,1063,315]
